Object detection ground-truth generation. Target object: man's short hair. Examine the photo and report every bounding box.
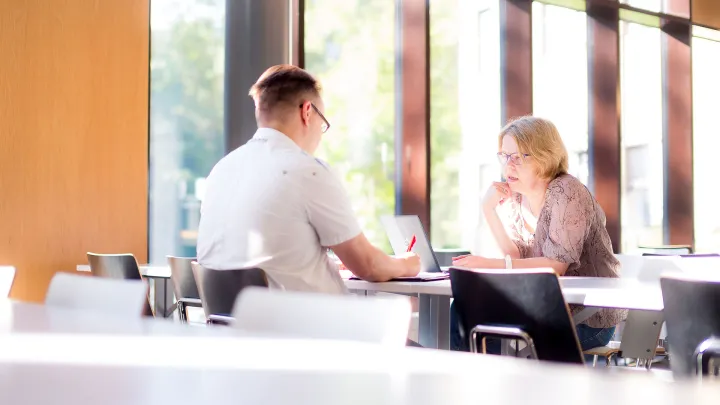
[248,65,322,118]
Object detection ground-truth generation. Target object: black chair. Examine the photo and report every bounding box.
[450,267,584,365]
[642,253,719,257]
[87,253,142,280]
[694,338,720,379]
[660,275,720,379]
[167,256,203,323]
[190,262,268,325]
[87,252,153,317]
[433,249,471,267]
[638,245,693,255]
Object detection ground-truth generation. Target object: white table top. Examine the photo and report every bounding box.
[76,264,170,279]
[0,300,237,337]
[76,265,665,311]
[347,275,665,311]
[1,302,718,405]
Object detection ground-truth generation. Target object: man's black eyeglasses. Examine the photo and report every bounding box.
[300,102,330,133]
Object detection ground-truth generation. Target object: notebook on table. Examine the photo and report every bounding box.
[349,271,449,282]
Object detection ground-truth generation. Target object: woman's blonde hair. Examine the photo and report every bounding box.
[498,116,569,180]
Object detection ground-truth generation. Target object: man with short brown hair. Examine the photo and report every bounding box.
[197,65,420,294]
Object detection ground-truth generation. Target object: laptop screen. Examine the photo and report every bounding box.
[380,215,442,273]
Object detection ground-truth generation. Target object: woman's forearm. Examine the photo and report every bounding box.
[483,205,521,259]
[462,256,568,275]
[511,257,569,276]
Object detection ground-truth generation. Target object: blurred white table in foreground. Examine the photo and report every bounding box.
[1,301,718,405]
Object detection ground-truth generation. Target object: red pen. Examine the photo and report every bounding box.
[407,235,417,252]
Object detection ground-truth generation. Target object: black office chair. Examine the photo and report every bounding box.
[433,250,471,267]
[638,245,693,255]
[642,253,718,257]
[450,267,584,365]
[190,262,268,325]
[87,253,142,280]
[660,275,720,379]
[167,256,203,323]
[87,252,154,317]
[694,338,720,379]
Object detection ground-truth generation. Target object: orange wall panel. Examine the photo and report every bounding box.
[0,0,149,301]
[694,0,720,29]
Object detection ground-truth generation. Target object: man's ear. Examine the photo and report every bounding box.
[300,102,311,127]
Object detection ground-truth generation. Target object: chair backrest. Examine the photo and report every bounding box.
[614,254,647,279]
[0,266,16,298]
[232,287,412,347]
[433,250,471,267]
[87,253,142,280]
[661,274,720,379]
[695,338,720,378]
[449,267,584,364]
[191,262,268,319]
[638,245,693,255]
[642,253,720,258]
[614,254,685,282]
[45,273,148,318]
[167,256,200,300]
[616,309,664,360]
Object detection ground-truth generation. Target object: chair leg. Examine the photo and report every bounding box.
[592,355,598,367]
[177,301,186,323]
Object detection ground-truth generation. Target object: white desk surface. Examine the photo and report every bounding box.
[76,265,664,311]
[346,274,665,311]
[76,264,170,279]
[1,302,718,405]
[0,300,237,337]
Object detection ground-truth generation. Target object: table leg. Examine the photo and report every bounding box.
[418,294,450,350]
[153,278,175,318]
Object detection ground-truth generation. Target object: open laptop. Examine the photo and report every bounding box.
[380,215,449,277]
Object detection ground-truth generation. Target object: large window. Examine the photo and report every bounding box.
[430,0,501,253]
[619,21,663,252]
[620,0,662,13]
[693,29,720,253]
[149,0,226,263]
[304,0,396,250]
[532,2,589,185]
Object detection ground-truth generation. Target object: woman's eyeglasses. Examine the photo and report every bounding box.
[300,103,331,133]
[497,152,530,166]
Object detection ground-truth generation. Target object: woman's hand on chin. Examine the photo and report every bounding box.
[482,182,512,211]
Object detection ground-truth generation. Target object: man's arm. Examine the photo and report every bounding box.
[330,233,420,282]
[303,161,420,281]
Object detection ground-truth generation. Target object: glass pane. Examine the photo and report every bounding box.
[621,0,690,17]
[149,0,226,263]
[430,0,501,253]
[532,2,589,185]
[620,0,662,13]
[304,0,396,251]
[619,21,663,252]
[693,33,720,253]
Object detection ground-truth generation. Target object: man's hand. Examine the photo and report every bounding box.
[394,252,421,277]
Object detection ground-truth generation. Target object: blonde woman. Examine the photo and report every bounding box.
[450,116,625,356]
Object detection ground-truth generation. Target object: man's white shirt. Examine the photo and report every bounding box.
[197,128,361,294]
